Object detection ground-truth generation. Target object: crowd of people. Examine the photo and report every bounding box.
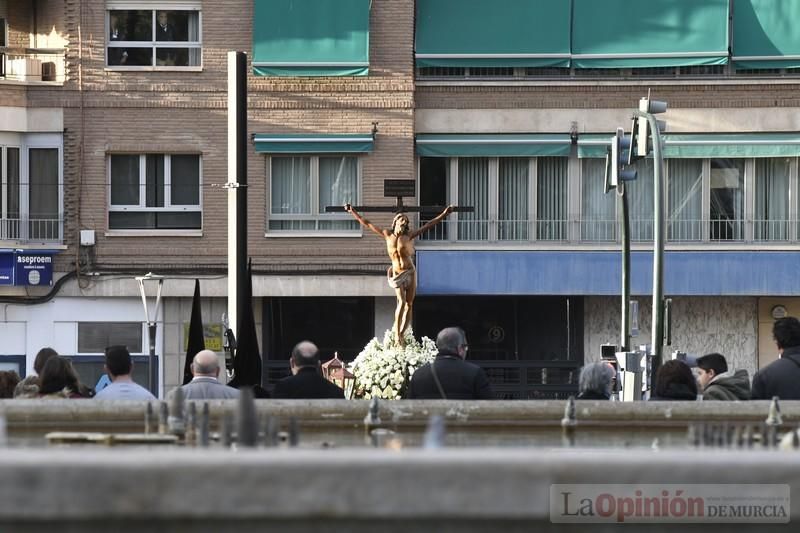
[2,318,800,402]
[577,316,800,402]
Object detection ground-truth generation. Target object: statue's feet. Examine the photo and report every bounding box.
[395,334,406,347]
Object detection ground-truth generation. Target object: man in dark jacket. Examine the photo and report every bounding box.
[407,327,493,399]
[752,317,800,400]
[696,352,750,401]
[273,341,344,399]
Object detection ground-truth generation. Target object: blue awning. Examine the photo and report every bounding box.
[254,134,374,154]
[417,250,800,296]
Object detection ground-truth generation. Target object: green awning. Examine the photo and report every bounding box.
[577,134,612,158]
[664,134,800,158]
[416,134,572,157]
[252,0,370,76]
[254,134,374,153]
[572,0,729,68]
[415,0,570,68]
[733,0,800,69]
[578,133,800,158]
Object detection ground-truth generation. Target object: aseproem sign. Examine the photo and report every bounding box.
[14,253,54,286]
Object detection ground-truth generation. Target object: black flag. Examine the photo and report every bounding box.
[228,259,263,392]
[183,279,205,384]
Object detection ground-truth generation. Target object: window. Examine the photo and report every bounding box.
[667,159,703,241]
[77,322,144,354]
[1,142,61,243]
[625,158,655,241]
[536,157,567,240]
[580,158,616,241]
[754,158,791,241]
[710,159,744,240]
[269,156,359,232]
[419,156,568,242]
[72,322,150,392]
[106,6,201,68]
[108,154,201,230]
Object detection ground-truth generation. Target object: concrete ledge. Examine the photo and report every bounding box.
[0,448,796,532]
[1,399,794,431]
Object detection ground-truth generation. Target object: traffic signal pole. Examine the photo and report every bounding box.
[619,184,631,352]
[633,108,666,388]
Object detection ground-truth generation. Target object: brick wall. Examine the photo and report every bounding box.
[47,0,416,273]
[2,0,31,48]
[13,0,800,275]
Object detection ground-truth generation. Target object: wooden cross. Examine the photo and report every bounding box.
[324,179,474,215]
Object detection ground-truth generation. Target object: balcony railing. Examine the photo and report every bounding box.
[0,48,66,83]
[0,218,62,243]
[419,218,799,245]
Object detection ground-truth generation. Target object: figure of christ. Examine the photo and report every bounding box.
[345,203,454,346]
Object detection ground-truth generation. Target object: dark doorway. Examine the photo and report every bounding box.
[413,296,583,399]
[262,297,374,388]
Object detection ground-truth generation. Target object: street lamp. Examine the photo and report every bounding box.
[136,272,164,396]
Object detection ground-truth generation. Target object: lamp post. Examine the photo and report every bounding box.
[136,272,164,396]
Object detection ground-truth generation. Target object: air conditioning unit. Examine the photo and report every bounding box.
[41,61,56,82]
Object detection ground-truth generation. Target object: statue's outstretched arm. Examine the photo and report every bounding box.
[344,204,386,237]
[410,205,454,239]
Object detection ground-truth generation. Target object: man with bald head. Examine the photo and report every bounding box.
[273,341,345,399]
[178,349,240,400]
[408,327,493,399]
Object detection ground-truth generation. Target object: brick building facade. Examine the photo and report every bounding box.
[2,0,800,398]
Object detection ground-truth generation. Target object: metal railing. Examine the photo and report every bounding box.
[0,218,62,242]
[0,49,66,83]
[419,217,799,244]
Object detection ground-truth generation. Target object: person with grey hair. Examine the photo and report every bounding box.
[407,327,493,399]
[175,349,240,400]
[273,341,345,399]
[577,361,616,400]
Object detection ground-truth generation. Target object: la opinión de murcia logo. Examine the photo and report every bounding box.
[550,484,789,524]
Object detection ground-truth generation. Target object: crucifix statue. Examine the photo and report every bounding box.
[327,179,472,347]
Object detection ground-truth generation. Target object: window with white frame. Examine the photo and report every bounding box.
[268,155,360,232]
[108,153,201,230]
[1,138,62,243]
[106,4,201,68]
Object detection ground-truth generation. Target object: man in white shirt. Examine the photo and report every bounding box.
[94,345,155,400]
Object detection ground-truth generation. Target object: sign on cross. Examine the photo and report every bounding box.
[324,179,474,215]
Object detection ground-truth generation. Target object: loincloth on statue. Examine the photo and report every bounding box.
[387,266,416,289]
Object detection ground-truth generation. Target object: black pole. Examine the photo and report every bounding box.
[148,322,157,395]
[619,185,631,352]
[234,51,248,342]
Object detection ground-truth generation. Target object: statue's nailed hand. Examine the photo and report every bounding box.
[344,203,352,213]
[445,205,455,215]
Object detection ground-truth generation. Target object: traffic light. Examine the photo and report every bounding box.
[605,127,637,193]
[631,97,668,160]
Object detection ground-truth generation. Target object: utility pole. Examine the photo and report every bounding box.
[227,51,248,347]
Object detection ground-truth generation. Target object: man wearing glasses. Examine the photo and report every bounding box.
[407,327,493,399]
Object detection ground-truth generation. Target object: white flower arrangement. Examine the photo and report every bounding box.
[349,329,438,400]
